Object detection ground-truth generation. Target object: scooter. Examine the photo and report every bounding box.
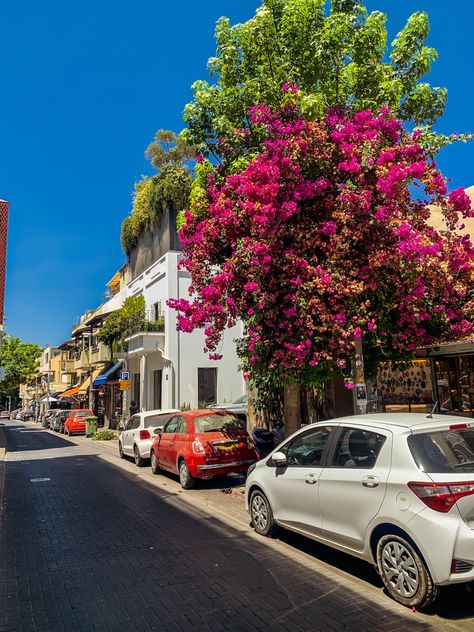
[251,427,275,459]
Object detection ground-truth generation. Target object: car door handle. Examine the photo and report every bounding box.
[168,441,174,447]
[304,473,318,484]
[362,476,380,488]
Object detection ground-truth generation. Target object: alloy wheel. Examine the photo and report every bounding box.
[381,540,419,598]
[251,494,269,531]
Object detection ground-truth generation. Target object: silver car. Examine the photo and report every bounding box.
[245,413,474,610]
[119,409,180,466]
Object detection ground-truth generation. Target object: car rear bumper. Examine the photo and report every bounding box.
[137,438,154,458]
[195,460,256,477]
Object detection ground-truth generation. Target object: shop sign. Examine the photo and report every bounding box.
[120,380,131,391]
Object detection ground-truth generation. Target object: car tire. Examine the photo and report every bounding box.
[376,534,440,610]
[150,451,160,475]
[119,441,124,459]
[178,459,195,489]
[133,445,145,467]
[250,490,279,537]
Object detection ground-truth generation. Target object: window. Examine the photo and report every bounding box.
[283,427,332,467]
[198,368,217,405]
[408,429,474,474]
[194,414,244,434]
[152,301,162,321]
[130,416,141,430]
[176,418,187,434]
[153,370,162,410]
[332,427,386,469]
[144,413,174,429]
[163,416,180,434]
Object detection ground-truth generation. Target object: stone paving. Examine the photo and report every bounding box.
[0,420,473,631]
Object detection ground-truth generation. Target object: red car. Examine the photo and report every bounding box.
[150,410,259,488]
[63,409,94,436]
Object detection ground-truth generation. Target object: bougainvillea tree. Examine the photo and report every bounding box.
[169,91,474,412]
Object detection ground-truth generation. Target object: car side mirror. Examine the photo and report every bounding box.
[154,426,163,436]
[271,451,287,467]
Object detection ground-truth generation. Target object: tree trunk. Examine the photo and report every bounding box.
[283,383,300,437]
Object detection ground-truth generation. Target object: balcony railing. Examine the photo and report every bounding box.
[125,313,165,339]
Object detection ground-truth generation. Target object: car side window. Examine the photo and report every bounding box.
[176,418,187,434]
[332,427,386,469]
[130,416,140,430]
[283,427,332,467]
[163,416,179,434]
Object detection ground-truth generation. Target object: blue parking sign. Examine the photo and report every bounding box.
[120,370,130,381]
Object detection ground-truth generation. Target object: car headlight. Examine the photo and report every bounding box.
[247,463,256,476]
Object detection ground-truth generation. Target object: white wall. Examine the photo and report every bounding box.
[126,251,244,410]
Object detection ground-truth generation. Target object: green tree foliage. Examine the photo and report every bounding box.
[97,295,164,354]
[183,0,448,161]
[121,131,194,254]
[0,335,42,394]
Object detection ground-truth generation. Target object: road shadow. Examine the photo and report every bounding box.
[3,422,80,452]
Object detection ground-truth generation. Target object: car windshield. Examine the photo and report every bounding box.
[194,414,245,433]
[408,429,474,473]
[232,395,247,405]
[144,413,174,428]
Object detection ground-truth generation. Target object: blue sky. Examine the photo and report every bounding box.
[1,0,473,347]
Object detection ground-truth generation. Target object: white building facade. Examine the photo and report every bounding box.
[124,251,244,411]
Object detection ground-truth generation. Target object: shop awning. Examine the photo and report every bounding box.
[93,360,124,387]
[59,385,81,398]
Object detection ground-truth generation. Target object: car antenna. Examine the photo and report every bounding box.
[426,401,438,419]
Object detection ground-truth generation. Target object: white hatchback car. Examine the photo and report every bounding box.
[246,413,474,610]
[119,409,179,466]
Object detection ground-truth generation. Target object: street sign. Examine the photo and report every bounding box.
[120,380,131,391]
[0,366,5,381]
[120,370,130,381]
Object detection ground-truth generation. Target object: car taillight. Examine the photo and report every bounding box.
[192,439,205,454]
[139,430,151,440]
[408,481,474,513]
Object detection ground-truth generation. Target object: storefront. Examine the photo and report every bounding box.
[93,360,125,429]
[426,342,474,417]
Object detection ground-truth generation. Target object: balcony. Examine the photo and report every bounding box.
[90,343,111,365]
[73,350,89,370]
[61,359,75,373]
[125,314,165,357]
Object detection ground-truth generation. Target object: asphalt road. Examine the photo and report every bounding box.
[0,420,467,632]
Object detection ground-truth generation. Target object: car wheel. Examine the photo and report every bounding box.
[250,490,278,537]
[377,534,440,610]
[150,451,160,475]
[66,428,71,436]
[178,460,195,489]
[119,441,124,459]
[133,445,145,467]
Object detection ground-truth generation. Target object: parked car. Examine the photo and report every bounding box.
[208,394,247,420]
[150,409,259,489]
[63,409,94,435]
[18,410,34,421]
[119,409,179,466]
[245,413,474,610]
[10,409,21,420]
[0,410,9,419]
[50,410,70,433]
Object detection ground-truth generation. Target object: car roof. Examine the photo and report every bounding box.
[141,409,180,417]
[319,413,472,434]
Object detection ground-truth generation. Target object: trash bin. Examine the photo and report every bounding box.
[85,416,98,437]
